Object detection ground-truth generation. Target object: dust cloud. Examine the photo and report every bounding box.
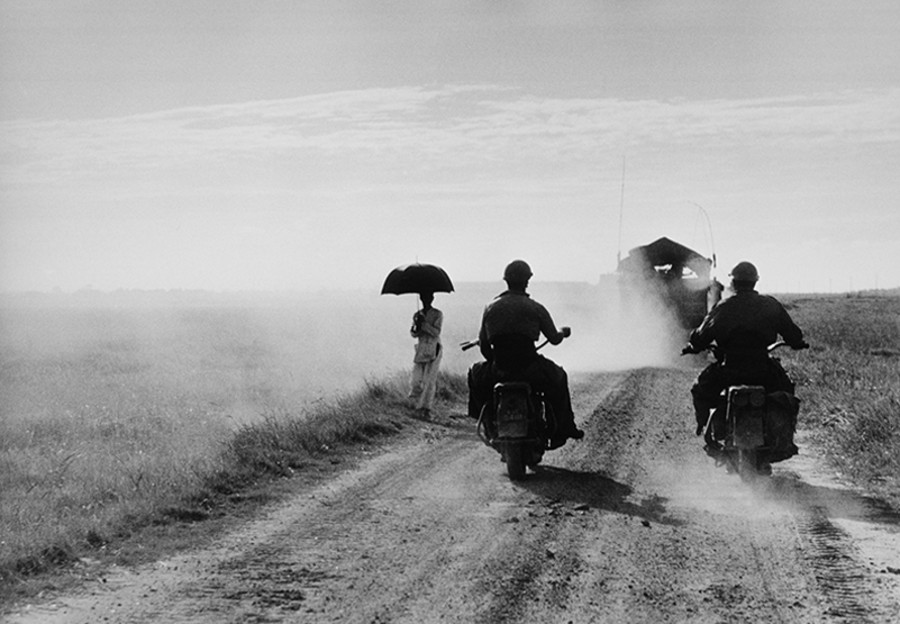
[0,280,690,428]
[434,277,690,376]
[0,290,423,428]
[539,281,687,373]
[657,457,791,521]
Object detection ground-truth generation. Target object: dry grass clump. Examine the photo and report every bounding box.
[782,294,900,499]
[217,371,467,484]
[218,376,413,481]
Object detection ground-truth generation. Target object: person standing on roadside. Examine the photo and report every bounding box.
[409,291,443,417]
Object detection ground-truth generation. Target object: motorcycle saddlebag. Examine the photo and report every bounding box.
[763,390,800,462]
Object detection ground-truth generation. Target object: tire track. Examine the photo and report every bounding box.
[800,506,876,623]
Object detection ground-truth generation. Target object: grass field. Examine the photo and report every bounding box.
[1,289,897,593]
[780,292,900,499]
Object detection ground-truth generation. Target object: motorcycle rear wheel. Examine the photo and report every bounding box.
[505,443,527,481]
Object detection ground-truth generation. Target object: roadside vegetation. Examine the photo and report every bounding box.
[779,292,900,503]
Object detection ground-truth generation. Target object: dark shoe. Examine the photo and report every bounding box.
[548,426,583,450]
[559,423,584,440]
[695,423,704,436]
[766,443,799,464]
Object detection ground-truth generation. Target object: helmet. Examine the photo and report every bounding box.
[729,261,759,282]
[503,259,533,283]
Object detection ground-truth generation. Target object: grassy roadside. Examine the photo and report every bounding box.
[780,293,900,505]
[0,371,469,603]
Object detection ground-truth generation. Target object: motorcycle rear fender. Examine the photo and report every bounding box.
[493,381,533,439]
[727,385,766,449]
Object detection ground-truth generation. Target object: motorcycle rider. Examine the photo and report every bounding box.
[467,260,584,449]
[683,261,808,438]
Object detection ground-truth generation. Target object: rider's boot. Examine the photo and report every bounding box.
[549,421,584,449]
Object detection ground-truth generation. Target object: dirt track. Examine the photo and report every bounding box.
[6,367,900,623]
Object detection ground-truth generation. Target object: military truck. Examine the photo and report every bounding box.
[617,237,721,329]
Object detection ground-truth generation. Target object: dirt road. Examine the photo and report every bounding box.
[6,367,900,623]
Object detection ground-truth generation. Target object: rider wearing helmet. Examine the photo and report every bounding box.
[684,261,808,437]
[467,260,584,449]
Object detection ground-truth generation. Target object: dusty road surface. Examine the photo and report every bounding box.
[6,367,900,623]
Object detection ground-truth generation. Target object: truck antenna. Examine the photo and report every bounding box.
[617,155,626,265]
[689,201,716,268]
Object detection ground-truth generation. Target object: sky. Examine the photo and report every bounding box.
[1,0,899,294]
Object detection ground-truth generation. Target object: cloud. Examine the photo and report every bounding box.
[3,85,899,190]
[2,85,899,292]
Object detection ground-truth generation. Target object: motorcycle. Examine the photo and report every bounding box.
[686,340,806,480]
[460,334,566,481]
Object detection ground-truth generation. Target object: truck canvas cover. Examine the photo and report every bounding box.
[617,237,717,328]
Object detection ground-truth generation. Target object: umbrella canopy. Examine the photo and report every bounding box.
[381,263,454,295]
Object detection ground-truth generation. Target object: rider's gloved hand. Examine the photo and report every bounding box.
[561,326,571,338]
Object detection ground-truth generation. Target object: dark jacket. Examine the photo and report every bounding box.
[689,289,804,369]
[478,290,563,367]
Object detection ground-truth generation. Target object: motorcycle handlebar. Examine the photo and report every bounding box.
[459,328,570,353]
[768,340,810,352]
[681,340,809,356]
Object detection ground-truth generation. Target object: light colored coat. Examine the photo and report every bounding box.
[409,307,443,411]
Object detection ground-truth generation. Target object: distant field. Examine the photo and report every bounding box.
[1,288,897,588]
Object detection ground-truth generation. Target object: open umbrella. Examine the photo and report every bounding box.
[381,263,454,295]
